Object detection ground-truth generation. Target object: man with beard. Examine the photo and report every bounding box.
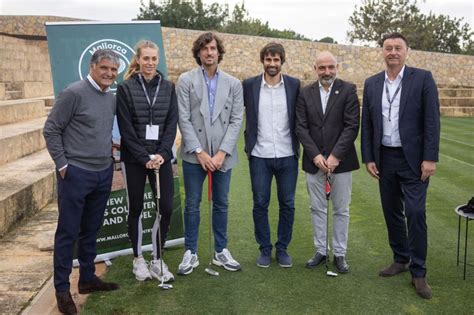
[295,51,360,273]
[243,42,300,268]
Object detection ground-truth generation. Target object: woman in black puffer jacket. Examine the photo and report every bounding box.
[117,40,178,283]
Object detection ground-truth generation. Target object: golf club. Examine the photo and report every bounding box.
[154,167,173,289]
[205,170,219,276]
[325,173,338,277]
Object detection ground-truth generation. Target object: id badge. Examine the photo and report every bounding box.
[146,124,159,140]
[382,116,391,137]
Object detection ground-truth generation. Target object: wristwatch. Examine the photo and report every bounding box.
[195,147,203,154]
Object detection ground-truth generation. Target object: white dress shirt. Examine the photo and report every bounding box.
[319,81,334,114]
[251,74,294,158]
[381,65,405,147]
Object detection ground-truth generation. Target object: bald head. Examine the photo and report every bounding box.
[314,51,337,88]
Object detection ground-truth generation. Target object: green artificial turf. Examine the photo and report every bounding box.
[83,117,473,314]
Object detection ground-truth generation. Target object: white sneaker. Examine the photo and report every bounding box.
[150,258,175,283]
[133,257,152,281]
[177,250,199,275]
[212,248,241,271]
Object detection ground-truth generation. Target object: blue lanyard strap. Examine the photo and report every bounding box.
[385,81,402,122]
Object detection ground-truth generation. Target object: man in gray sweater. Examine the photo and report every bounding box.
[44,49,120,315]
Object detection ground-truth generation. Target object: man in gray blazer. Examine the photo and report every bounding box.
[176,32,244,275]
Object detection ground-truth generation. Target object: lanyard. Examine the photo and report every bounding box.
[138,73,162,125]
[385,80,402,122]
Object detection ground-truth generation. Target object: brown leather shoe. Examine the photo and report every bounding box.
[378,262,409,277]
[412,277,433,299]
[78,277,119,294]
[55,291,77,315]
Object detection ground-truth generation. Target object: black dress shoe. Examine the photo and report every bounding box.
[306,252,327,268]
[55,291,77,315]
[78,277,120,294]
[333,256,349,273]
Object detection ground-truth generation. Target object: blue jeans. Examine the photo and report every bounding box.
[249,156,298,254]
[182,161,232,253]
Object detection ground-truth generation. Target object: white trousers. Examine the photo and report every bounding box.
[305,171,352,257]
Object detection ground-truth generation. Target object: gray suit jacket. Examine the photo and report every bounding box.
[177,67,244,171]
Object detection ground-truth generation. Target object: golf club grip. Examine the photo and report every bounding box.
[207,170,213,201]
[325,175,331,200]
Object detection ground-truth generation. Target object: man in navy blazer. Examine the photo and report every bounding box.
[243,42,300,268]
[361,33,440,299]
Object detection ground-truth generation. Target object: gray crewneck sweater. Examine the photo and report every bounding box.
[44,79,116,172]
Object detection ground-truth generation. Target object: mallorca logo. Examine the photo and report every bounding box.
[78,39,135,92]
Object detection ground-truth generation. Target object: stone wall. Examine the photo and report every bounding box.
[162,28,474,87]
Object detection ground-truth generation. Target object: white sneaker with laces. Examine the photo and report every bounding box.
[150,258,175,282]
[212,248,241,271]
[177,249,199,275]
[133,256,152,281]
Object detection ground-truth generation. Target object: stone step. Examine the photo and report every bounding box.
[438,88,474,98]
[0,117,47,165]
[0,149,55,237]
[439,97,474,107]
[440,107,474,117]
[0,84,5,101]
[5,90,23,100]
[0,98,46,125]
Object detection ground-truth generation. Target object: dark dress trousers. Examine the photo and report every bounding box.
[361,65,440,277]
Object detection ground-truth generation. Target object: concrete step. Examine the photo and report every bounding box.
[0,149,55,237]
[0,98,46,125]
[0,117,47,165]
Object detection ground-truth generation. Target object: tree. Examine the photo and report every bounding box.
[347,0,473,55]
[137,0,228,31]
[136,0,310,41]
[318,37,337,44]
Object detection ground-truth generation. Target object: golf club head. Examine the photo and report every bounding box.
[326,270,338,277]
[205,267,219,276]
[158,283,173,290]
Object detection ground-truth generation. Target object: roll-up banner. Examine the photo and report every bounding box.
[45,21,184,264]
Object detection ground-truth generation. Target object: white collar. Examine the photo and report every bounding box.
[87,74,109,92]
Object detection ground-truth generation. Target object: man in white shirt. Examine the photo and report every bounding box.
[243,43,301,268]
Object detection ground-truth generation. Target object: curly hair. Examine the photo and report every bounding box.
[260,42,286,64]
[192,32,225,65]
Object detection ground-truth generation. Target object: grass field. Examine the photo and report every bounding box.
[83,117,473,314]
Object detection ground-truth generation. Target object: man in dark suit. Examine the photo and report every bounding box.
[243,42,300,268]
[361,33,440,299]
[296,51,360,273]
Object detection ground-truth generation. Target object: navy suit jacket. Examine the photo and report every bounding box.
[243,74,301,158]
[361,65,440,176]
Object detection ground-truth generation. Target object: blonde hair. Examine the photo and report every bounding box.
[124,40,160,80]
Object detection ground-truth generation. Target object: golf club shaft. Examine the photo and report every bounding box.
[325,173,331,271]
[154,168,165,284]
[208,170,213,265]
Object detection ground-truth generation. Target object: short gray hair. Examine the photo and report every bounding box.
[90,49,120,66]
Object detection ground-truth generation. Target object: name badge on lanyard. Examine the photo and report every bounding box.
[139,73,162,140]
